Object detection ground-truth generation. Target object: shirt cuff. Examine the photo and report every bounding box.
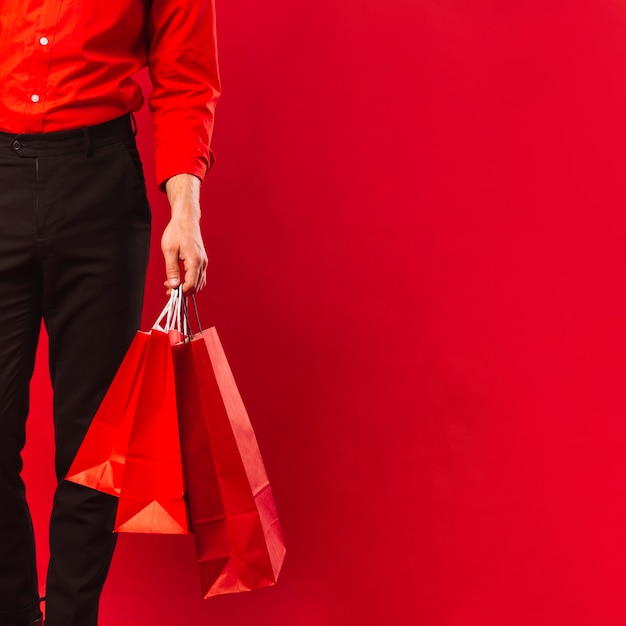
[155,147,216,192]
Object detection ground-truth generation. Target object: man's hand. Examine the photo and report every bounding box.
[162,173,208,295]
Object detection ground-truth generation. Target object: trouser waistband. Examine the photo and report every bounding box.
[0,114,135,158]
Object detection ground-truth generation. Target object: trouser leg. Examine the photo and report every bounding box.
[37,136,150,626]
[0,154,44,626]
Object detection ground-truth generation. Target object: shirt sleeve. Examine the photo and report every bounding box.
[146,0,221,189]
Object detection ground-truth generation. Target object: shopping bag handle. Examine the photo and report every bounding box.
[154,287,188,335]
[154,288,203,341]
[182,295,203,340]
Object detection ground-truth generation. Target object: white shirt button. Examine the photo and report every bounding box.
[39,36,49,46]
[31,94,40,103]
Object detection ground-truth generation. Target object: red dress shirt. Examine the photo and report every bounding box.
[0,0,221,187]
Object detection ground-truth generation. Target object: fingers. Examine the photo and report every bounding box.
[162,249,208,295]
[180,255,206,295]
[161,218,208,295]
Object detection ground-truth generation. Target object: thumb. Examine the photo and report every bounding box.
[163,245,181,288]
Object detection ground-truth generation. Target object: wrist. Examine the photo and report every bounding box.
[165,173,202,220]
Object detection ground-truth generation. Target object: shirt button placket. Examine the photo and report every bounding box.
[29,31,51,129]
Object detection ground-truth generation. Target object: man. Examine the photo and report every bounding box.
[0,1,220,624]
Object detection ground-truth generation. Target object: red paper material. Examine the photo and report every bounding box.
[172,328,286,597]
[115,328,189,534]
[67,288,285,593]
[65,331,151,495]
[66,328,189,534]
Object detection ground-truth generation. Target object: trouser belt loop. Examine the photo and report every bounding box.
[82,126,93,157]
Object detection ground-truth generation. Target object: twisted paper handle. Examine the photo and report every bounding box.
[153,287,189,336]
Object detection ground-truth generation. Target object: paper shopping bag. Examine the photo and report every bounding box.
[172,327,286,597]
[114,327,189,533]
[65,330,151,495]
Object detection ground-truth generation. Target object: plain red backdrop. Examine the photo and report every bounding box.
[21,1,626,624]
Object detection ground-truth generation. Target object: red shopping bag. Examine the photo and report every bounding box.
[114,327,189,534]
[172,327,286,597]
[67,293,189,534]
[65,331,151,495]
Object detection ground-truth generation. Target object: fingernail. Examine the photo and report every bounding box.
[169,278,178,286]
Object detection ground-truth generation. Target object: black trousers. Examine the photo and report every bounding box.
[0,116,151,626]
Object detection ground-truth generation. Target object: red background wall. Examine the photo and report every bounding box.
[22,1,626,624]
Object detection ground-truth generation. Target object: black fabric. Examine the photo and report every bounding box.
[0,115,151,626]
